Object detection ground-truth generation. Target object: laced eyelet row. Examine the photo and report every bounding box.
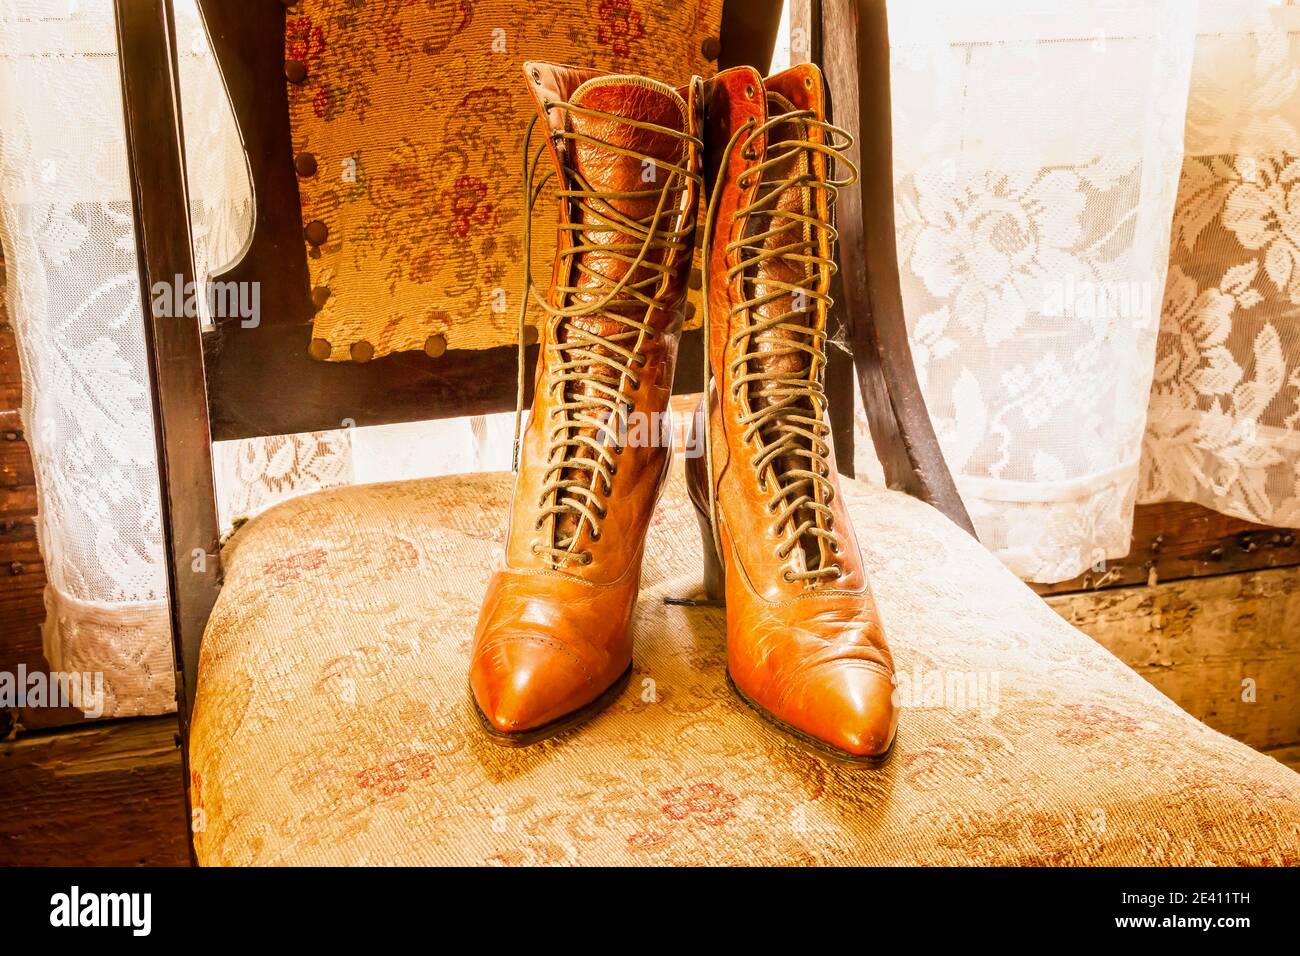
[698,102,860,590]
[513,96,704,571]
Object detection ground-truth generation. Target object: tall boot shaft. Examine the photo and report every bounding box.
[514,62,702,574]
[690,63,897,762]
[471,63,701,742]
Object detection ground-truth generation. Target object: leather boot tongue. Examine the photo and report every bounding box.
[750,92,813,391]
[562,76,688,335]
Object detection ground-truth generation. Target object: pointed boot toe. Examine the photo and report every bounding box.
[794,663,898,761]
[470,633,596,735]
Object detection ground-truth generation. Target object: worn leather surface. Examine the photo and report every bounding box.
[471,63,700,734]
[691,64,898,758]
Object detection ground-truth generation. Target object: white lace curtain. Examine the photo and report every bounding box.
[2,0,1299,716]
[876,0,1300,581]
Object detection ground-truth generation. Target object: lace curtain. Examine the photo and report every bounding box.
[3,0,1300,716]
[1139,1,1300,527]
[875,0,1197,581]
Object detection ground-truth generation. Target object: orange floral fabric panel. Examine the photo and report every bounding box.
[287,0,722,360]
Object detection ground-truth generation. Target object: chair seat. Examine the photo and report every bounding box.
[189,464,1300,865]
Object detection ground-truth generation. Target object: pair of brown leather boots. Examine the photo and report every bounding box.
[470,60,897,763]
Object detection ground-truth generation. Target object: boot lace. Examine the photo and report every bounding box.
[702,100,857,585]
[515,100,701,568]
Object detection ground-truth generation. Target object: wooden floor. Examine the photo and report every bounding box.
[0,717,190,866]
[2,250,1298,865]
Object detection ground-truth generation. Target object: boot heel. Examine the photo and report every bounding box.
[664,502,726,607]
[695,506,725,603]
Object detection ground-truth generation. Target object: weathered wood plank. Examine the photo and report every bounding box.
[0,250,66,737]
[1047,565,1300,752]
[0,716,190,865]
[1034,501,1300,597]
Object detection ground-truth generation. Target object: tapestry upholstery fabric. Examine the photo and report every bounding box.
[188,465,1300,865]
[288,0,721,361]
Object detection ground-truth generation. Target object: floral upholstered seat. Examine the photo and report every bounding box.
[188,464,1300,865]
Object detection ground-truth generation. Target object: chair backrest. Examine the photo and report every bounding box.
[115,0,785,733]
[117,0,971,868]
[195,0,783,442]
[114,0,970,741]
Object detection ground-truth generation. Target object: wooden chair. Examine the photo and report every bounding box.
[115,0,1300,865]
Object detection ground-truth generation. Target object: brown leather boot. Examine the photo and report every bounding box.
[471,62,702,745]
[686,63,898,763]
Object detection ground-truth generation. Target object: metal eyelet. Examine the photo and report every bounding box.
[745,84,755,98]
[782,569,796,584]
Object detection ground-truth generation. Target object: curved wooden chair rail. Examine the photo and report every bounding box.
[113,0,972,744]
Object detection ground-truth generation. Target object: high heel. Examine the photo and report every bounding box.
[664,502,726,607]
[695,504,725,603]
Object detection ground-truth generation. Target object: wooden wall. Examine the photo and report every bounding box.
[0,251,52,739]
[0,247,190,865]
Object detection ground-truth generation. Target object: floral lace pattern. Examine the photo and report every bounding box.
[1140,12,1300,525]
[0,2,345,715]
[869,0,1196,581]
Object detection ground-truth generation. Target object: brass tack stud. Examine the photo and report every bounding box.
[701,36,721,61]
[686,302,698,322]
[304,220,329,245]
[311,285,331,309]
[295,152,318,177]
[350,340,374,364]
[285,60,307,84]
[688,267,702,290]
[308,337,332,361]
[424,334,448,359]
[524,325,539,346]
